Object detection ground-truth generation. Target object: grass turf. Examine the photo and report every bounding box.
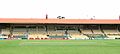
[0,40,120,54]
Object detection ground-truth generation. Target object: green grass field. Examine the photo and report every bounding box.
[0,40,120,54]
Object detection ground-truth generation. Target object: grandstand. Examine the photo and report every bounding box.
[0,18,120,40]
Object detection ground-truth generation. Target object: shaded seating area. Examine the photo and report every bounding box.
[92,30,103,34]
[85,34,107,40]
[47,35,69,40]
[13,35,28,39]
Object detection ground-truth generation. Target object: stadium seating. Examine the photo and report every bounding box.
[38,26,46,31]
[67,31,88,39]
[1,29,10,35]
[70,34,89,40]
[47,26,55,31]
[103,30,120,34]
[47,31,68,39]
[81,30,93,34]
[107,36,120,39]
[102,29,120,39]
[28,28,37,39]
[48,35,68,38]
[13,35,27,39]
[92,30,103,34]
[68,31,80,36]
[12,28,28,39]
[48,31,64,36]
[85,34,106,39]
[13,28,27,35]
[28,29,48,39]
[1,24,120,40]
[93,34,106,39]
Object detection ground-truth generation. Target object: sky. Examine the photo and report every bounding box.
[0,0,120,19]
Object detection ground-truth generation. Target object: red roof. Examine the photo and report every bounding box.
[0,18,120,24]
